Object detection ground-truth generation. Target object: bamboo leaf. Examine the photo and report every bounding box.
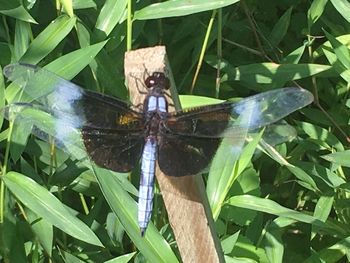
[20,16,76,64]
[4,172,103,246]
[223,63,331,84]
[134,0,240,20]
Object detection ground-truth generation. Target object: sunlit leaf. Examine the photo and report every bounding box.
[322,150,350,167]
[223,63,331,84]
[134,0,240,20]
[20,16,76,64]
[4,172,103,246]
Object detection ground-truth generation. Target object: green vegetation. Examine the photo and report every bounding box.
[0,0,349,262]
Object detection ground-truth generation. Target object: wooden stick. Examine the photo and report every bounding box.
[125,46,224,263]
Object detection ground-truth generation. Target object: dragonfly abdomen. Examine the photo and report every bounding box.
[138,138,157,236]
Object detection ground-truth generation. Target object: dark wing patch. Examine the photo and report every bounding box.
[82,129,144,172]
[164,104,231,137]
[158,134,220,177]
[72,88,144,130]
[76,90,145,172]
[158,105,231,176]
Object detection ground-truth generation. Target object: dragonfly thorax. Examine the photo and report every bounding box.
[145,95,168,113]
[143,72,170,139]
[144,94,168,137]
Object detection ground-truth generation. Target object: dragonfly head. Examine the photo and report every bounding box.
[145,72,170,91]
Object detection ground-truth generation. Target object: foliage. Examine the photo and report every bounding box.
[0,0,349,262]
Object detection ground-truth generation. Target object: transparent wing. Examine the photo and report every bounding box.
[3,63,145,172]
[159,88,313,176]
[164,87,313,138]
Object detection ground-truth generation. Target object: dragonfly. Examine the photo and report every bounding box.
[2,63,313,236]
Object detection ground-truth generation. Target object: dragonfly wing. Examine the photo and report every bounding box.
[158,125,250,177]
[158,134,221,177]
[164,87,313,137]
[3,63,146,172]
[82,128,144,172]
[159,87,313,176]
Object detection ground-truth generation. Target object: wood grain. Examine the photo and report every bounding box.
[124,46,224,263]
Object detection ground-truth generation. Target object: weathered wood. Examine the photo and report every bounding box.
[124,46,224,263]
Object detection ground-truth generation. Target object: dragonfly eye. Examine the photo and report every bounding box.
[145,77,155,88]
[145,72,170,90]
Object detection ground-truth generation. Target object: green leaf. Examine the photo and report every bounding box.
[223,167,260,226]
[95,0,127,37]
[207,131,263,219]
[0,201,17,260]
[264,222,284,263]
[282,43,307,64]
[221,232,239,254]
[59,0,74,17]
[229,235,268,262]
[286,165,319,192]
[20,15,76,64]
[313,195,334,224]
[9,223,26,263]
[0,0,20,9]
[224,63,331,84]
[73,0,96,9]
[322,150,350,167]
[330,0,350,23]
[26,209,53,256]
[0,42,11,65]
[76,20,91,47]
[0,6,37,23]
[298,122,344,151]
[297,161,345,189]
[134,0,240,20]
[9,118,32,162]
[308,0,328,26]
[313,34,350,58]
[5,41,108,103]
[3,172,103,246]
[45,40,109,79]
[269,7,292,46]
[323,48,350,83]
[304,236,350,263]
[93,166,179,262]
[179,95,222,108]
[324,30,350,70]
[104,252,136,263]
[14,20,31,61]
[62,251,85,262]
[346,99,350,109]
[0,65,4,128]
[226,195,345,235]
[257,139,292,166]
